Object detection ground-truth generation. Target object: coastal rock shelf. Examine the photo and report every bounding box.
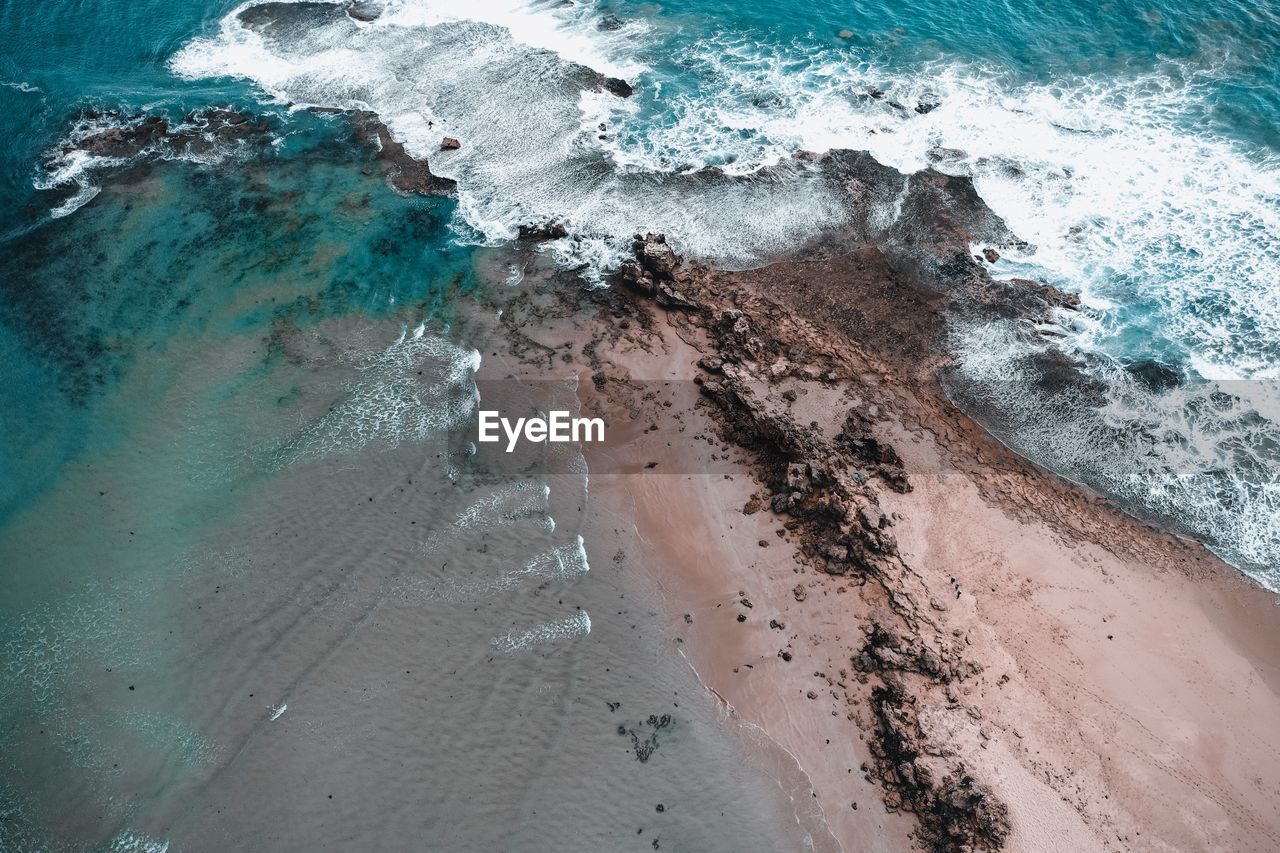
[614,232,1010,851]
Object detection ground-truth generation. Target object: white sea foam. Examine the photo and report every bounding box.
[169,3,1280,575]
[170,0,847,268]
[624,34,1280,578]
[418,480,552,554]
[395,534,590,601]
[274,325,480,464]
[615,36,1280,378]
[949,319,1280,587]
[35,110,274,219]
[108,832,171,853]
[490,608,591,654]
[172,2,1278,358]
[375,0,646,80]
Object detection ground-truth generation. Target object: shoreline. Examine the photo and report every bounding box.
[479,224,1280,851]
[13,94,1279,849]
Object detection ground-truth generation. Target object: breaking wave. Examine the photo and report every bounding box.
[169,0,1280,580]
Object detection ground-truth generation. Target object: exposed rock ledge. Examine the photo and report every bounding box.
[610,232,1012,851]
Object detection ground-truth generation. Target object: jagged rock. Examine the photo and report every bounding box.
[869,681,1009,851]
[518,220,569,242]
[1006,278,1080,312]
[655,282,696,310]
[855,623,964,683]
[619,260,656,296]
[927,147,967,164]
[47,108,274,176]
[348,111,455,195]
[637,233,678,277]
[440,136,461,150]
[69,115,168,158]
[838,409,911,493]
[602,77,634,97]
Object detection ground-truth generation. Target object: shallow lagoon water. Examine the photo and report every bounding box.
[0,152,824,849]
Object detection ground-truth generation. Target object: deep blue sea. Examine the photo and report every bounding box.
[1,0,1278,848]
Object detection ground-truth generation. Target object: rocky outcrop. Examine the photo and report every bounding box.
[838,409,911,493]
[870,680,1010,852]
[347,111,456,196]
[619,233,696,309]
[611,231,1015,852]
[45,107,273,171]
[64,114,170,158]
[517,221,569,242]
[855,623,980,684]
[601,77,634,98]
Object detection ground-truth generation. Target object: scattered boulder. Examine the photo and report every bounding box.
[518,220,569,242]
[346,1,382,21]
[602,77,634,98]
[440,136,461,150]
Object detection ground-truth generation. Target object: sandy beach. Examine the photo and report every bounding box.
[481,224,1280,852]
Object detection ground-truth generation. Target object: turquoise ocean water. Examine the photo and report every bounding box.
[1,0,1278,848]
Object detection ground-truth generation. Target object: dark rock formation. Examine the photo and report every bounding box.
[518,221,569,242]
[1126,358,1182,393]
[609,230,1020,852]
[67,115,169,158]
[837,409,911,493]
[46,107,273,172]
[348,111,456,195]
[619,234,695,309]
[239,1,349,33]
[602,77,634,98]
[869,681,1009,851]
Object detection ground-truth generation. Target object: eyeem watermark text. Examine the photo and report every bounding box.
[478,410,605,452]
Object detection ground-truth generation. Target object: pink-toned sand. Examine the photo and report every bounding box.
[585,312,1280,852]
[489,245,1280,852]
